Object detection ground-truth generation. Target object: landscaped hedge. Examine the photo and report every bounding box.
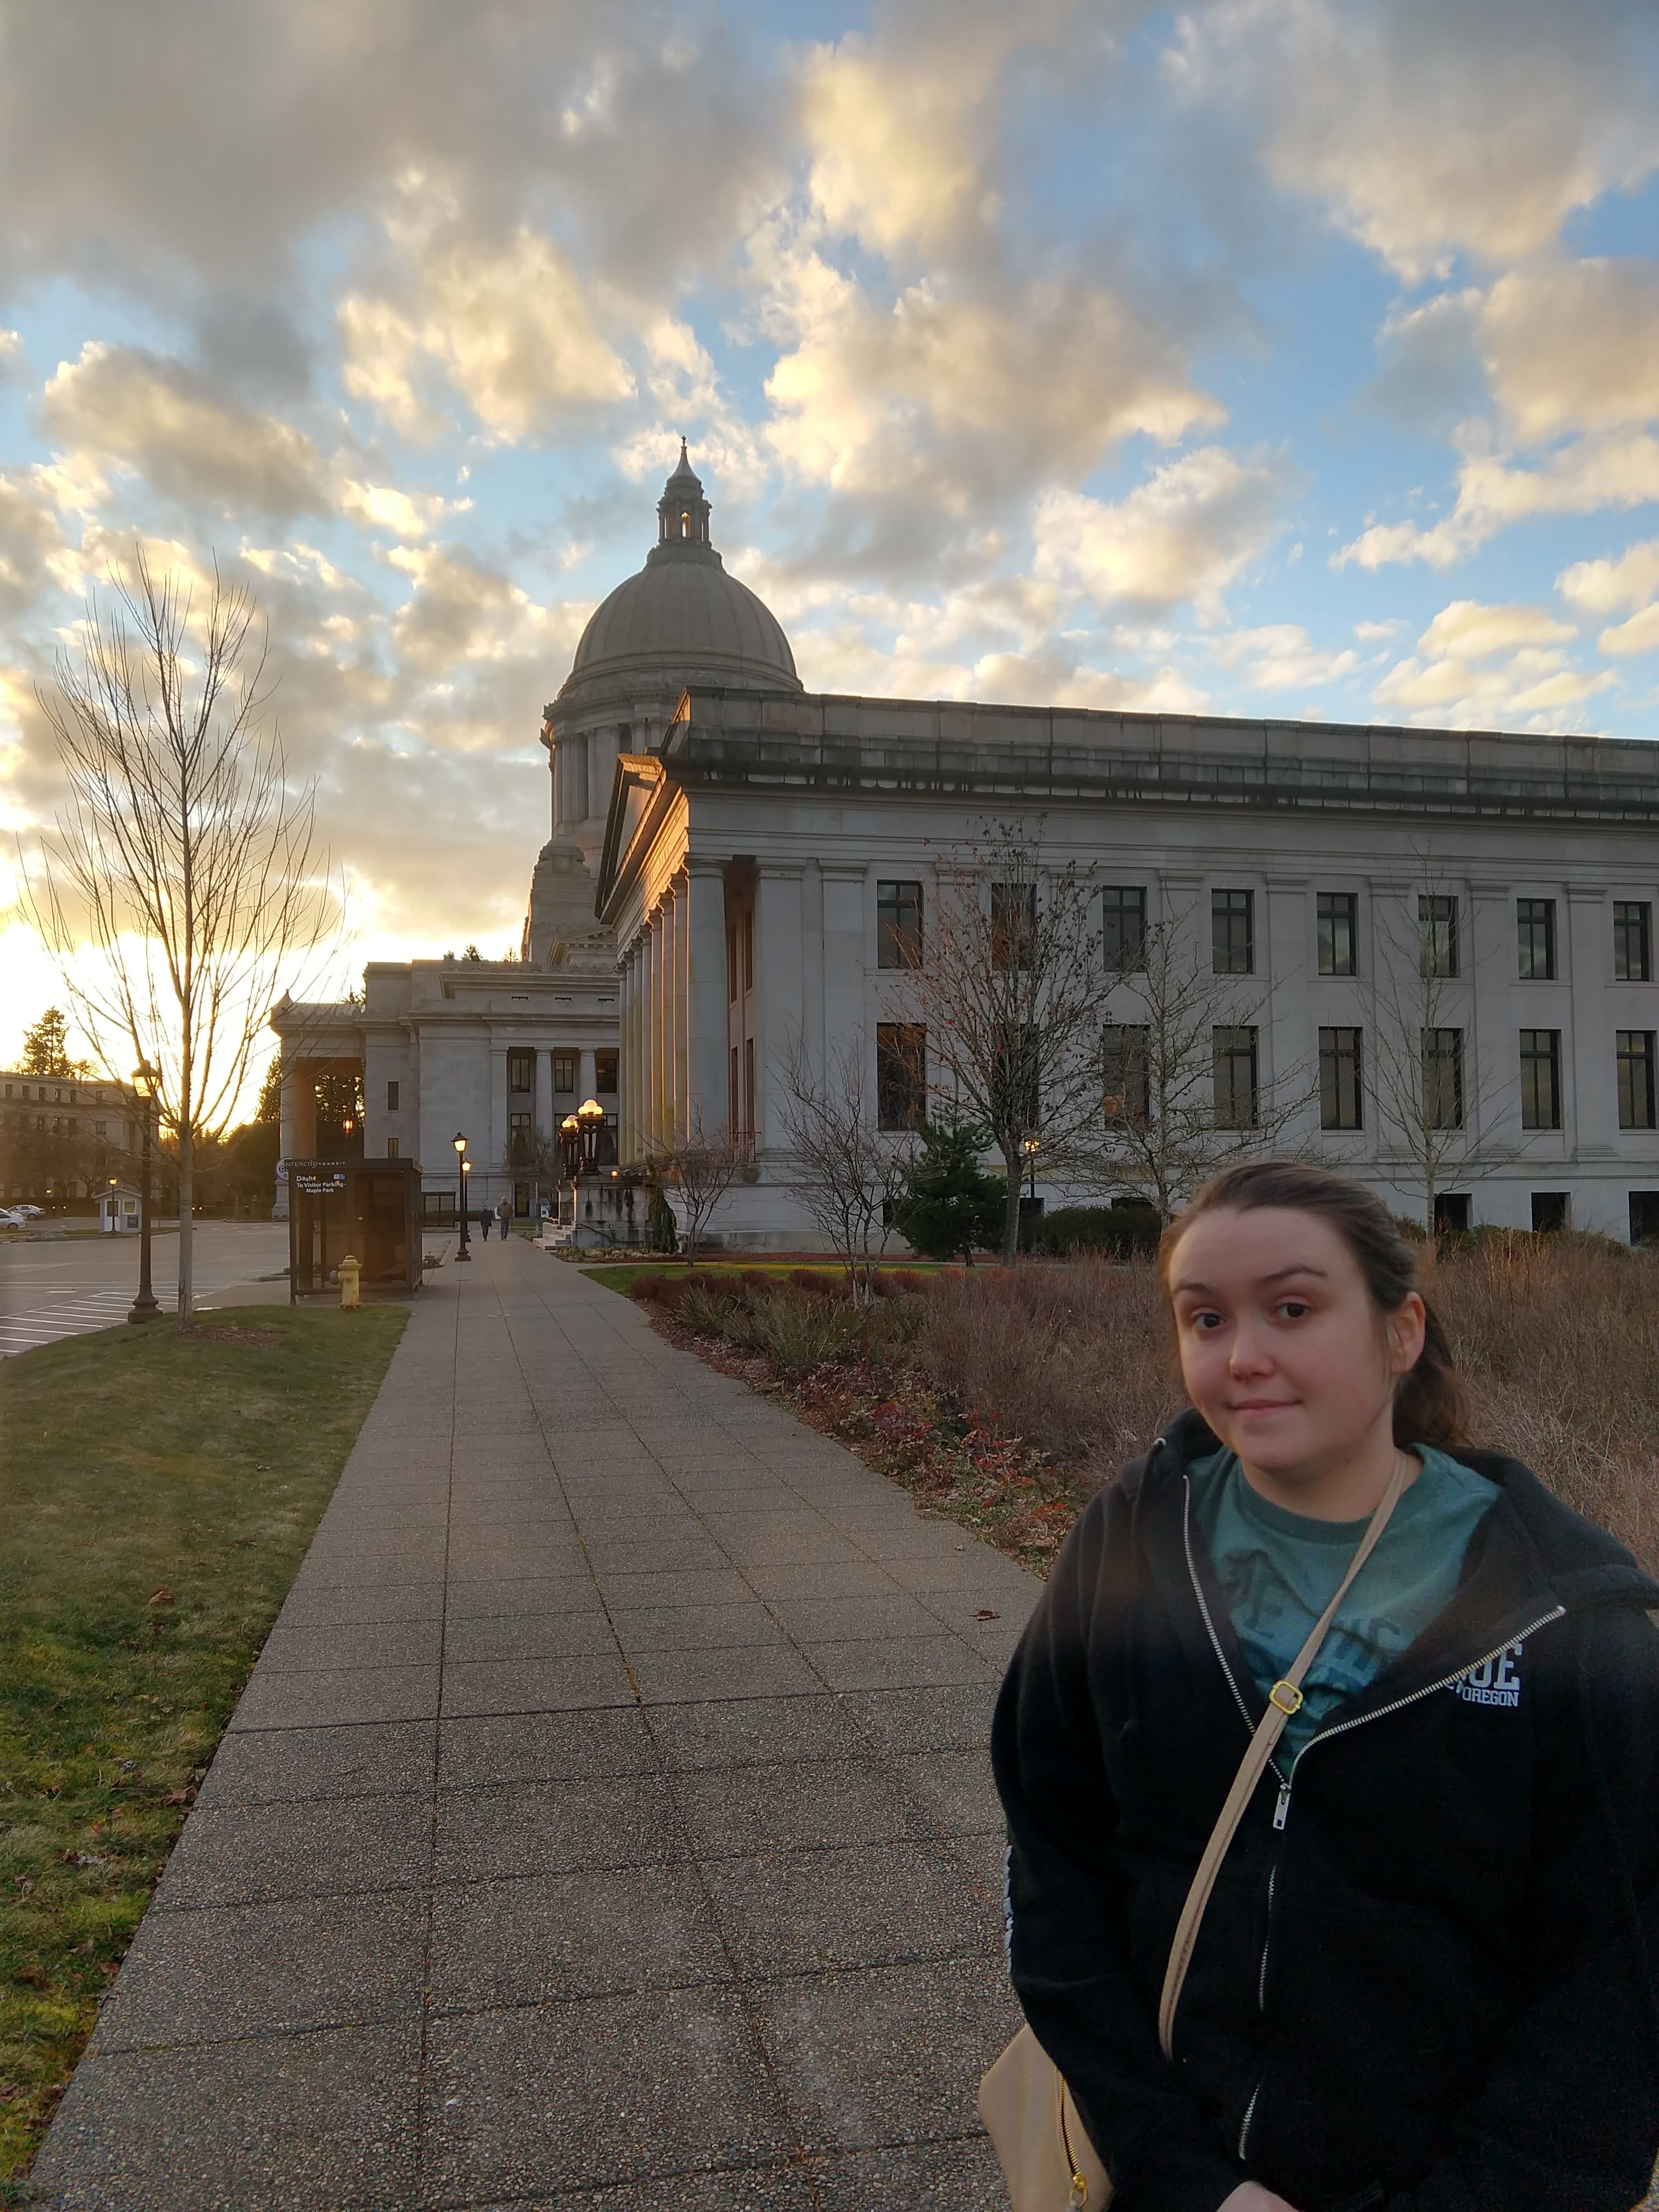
[1035,1201,1162,1258]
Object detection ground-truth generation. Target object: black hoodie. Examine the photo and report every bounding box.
[991,1409,1659,2212]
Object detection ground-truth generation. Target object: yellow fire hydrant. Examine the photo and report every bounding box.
[338,1254,361,1311]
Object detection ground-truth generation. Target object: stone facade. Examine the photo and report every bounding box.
[596,686,1659,1244]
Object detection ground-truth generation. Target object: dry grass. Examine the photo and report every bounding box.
[917,1239,1659,1572]
[1430,1236,1659,1572]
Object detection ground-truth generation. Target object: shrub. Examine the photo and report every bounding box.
[892,1118,1005,1260]
[1036,1202,1161,1259]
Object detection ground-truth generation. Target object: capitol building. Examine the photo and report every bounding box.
[275,446,1659,1247]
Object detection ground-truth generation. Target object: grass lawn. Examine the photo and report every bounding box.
[0,1303,408,2194]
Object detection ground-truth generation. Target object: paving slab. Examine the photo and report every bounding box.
[33,1238,1043,2210]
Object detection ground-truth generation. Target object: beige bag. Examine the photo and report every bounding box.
[978,1457,1409,2212]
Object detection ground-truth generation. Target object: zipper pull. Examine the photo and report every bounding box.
[1272,1780,1291,1831]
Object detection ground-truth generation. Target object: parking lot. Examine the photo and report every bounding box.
[0,1221,291,1356]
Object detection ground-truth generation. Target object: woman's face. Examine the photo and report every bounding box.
[1166,1205,1425,1489]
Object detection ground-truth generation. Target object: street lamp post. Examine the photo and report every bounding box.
[453,1131,471,1262]
[1022,1131,1041,1258]
[128,1064,160,1323]
[576,1097,606,1240]
[560,1110,581,1233]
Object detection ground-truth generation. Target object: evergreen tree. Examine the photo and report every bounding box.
[20,1006,87,1077]
[893,1117,1005,1263]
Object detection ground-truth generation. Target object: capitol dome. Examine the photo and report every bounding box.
[565,443,800,692]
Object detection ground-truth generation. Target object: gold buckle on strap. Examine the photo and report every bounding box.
[1268,1679,1304,1716]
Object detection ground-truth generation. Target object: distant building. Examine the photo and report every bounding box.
[281,446,1659,1245]
[0,1069,145,1208]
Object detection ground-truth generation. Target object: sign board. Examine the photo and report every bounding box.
[291,1164,348,1196]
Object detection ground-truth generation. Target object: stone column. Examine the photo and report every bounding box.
[673,872,692,1146]
[685,859,729,1138]
[489,1043,509,1178]
[755,863,804,1156]
[578,1046,597,1103]
[1568,884,1613,1158]
[651,902,668,1153]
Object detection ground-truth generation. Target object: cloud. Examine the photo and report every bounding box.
[1416,599,1576,661]
[1209,623,1357,691]
[40,342,462,538]
[1166,0,1659,281]
[757,230,1221,521]
[1559,537,1659,657]
[340,223,634,444]
[1336,432,1659,570]
[800,3,1086,258]
[1375,644,1613,729]
[1034,446,1297,616]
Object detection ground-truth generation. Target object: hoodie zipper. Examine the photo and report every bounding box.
[1271,1604,1568,1831]
[1177,1452,1567,2164]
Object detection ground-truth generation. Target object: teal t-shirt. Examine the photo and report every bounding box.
[1189,1446,1500,1764]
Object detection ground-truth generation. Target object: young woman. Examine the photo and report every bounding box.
[992,1162,1659,2212]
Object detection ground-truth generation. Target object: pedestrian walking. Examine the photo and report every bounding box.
[477,1205,491,1242]
[496,1193,512,1241]
[988,1161,1659,2212]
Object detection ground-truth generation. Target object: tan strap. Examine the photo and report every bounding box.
[1155,1452,1410,2058]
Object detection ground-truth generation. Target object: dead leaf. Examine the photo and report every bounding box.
[146,1588,175,1607]
[162,1787,193,1807]
[974,1609,1001,1621]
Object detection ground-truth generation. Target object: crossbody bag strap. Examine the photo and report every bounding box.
[1155,1452,1411,2061]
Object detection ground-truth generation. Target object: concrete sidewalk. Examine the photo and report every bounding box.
[35,1238,1038,2210]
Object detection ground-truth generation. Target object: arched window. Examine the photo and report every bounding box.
[680,509,690,535]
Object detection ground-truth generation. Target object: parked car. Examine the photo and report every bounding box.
[0,1207,29,1229]
[11,1203,43,1217]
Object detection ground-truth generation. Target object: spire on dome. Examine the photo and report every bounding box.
[652,438,715,561]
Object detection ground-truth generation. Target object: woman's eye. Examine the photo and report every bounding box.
[1278,1300,1310,1321]
[1190,1310,1224,1331]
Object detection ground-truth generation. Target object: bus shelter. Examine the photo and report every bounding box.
[287,1157,421,1299]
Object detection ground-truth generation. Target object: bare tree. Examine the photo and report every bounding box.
[657,1115,745,1259]
[1361,866,1516,1233]
[775,1030,914,1303]
[898,821,1104,1262]
[20,552,334,1323]
[1071,902,1312,1224]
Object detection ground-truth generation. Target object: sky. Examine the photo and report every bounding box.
[1,0,1658,1091]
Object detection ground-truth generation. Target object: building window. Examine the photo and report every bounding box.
[385,1136,399,1159]
[1102,886,1147,971]
[1212,889,1254,976]
[595,1049,618,1093]
[507,1049,534,1093]
[1517,898,1557,980]
[743,1036,755,1134]
[1212,1025,1259,1129]
[1615,901,1652,982]
[508,1110,532,1163]
[877,879,924,969]
[991,882,1036,972]
[1422,1028,1465,1130]
[1102,1025,1149,1124]
[729,1044,739,1128]
[726,921,737,1002]
[552,1051,577,1093]
[1630,1192,1659,1244]
[1318,1026,1363,1131]
[743,909,754,993]
[1419,895,1459,979]
[1519,1029,1562,1130]
[1531,1191,1568,1233]
[1434,1193,1471,1235]
[1617,1030,1657,1129]
[876,1024,927,1129]
[93,1120,107,1138]
[386,1080,399,1112]
[1317,892,1357,978]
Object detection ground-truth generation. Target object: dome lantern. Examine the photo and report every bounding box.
[656,437,713,554]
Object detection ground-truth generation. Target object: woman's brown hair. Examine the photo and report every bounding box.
[1156,1161,1469,1451]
